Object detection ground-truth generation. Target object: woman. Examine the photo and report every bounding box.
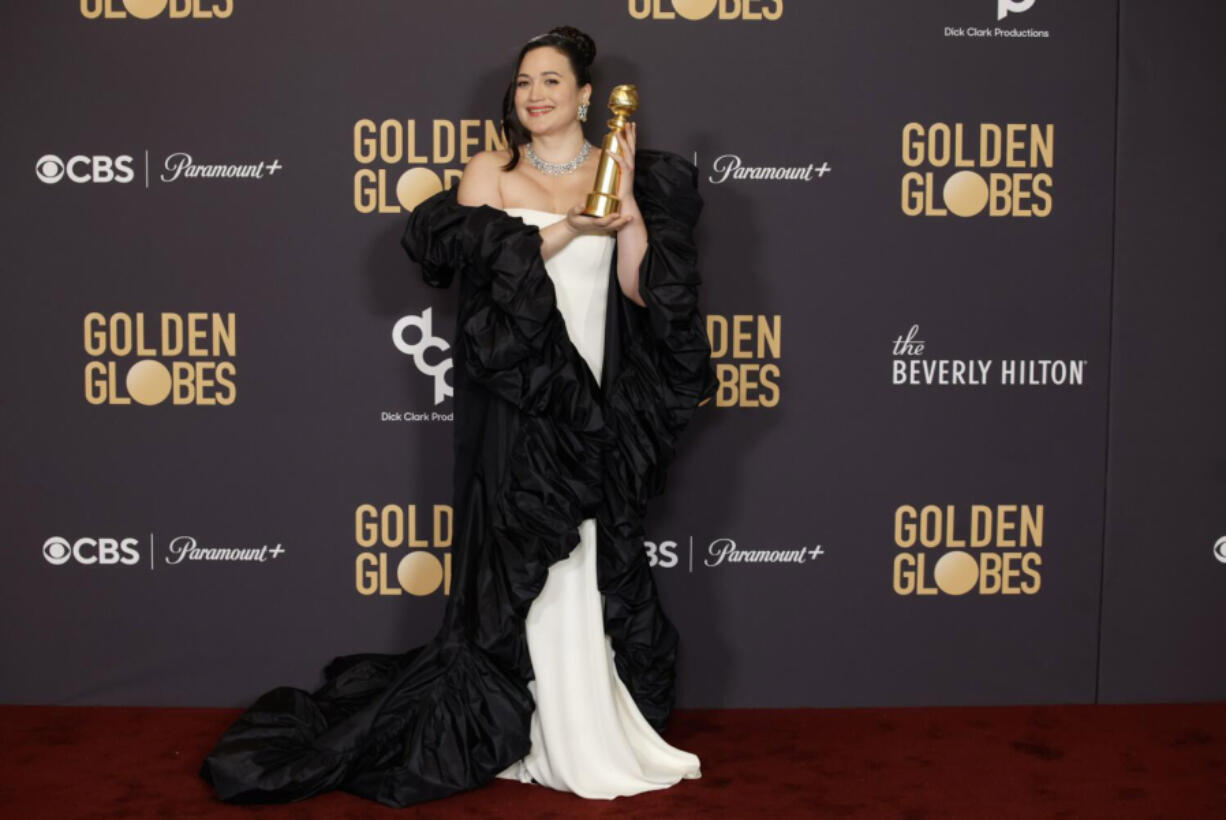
[198,25,716,808]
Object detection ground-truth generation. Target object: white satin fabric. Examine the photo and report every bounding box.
[493,208,702,799]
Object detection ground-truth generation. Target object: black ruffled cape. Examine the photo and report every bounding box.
[198,148,717,808]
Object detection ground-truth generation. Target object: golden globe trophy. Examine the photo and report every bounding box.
[582,84,639,217]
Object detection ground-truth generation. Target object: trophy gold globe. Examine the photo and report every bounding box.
[582,84,639,218]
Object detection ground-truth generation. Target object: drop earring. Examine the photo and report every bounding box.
[577,101,589,122]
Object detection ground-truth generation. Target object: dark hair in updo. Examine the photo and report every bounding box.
[500,25,596,172]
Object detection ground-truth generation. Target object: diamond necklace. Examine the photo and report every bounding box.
[524,140,593,176]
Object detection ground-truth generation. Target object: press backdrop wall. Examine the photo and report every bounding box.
[2,0,1222,709]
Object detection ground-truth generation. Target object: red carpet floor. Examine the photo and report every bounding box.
[1,702,1223,818]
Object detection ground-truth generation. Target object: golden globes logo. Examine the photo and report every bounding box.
[354,504,452,596]
[80,0,233,19]
[83,312,237,406]
[628,0,783,20]
[353,118,505,214]
[708,314,780,407]
[893,504,1043,596]
[901,122,1054,217]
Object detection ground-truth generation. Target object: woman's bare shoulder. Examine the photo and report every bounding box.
[467,148,513,173]
[457,149,512,208]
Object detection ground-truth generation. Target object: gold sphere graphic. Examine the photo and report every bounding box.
[933,551,979,596]
[126,360,172,406]
[124,0,169,19]
[396,168,444,212]
[673,0,719,20]
[397,550,444,596]
[943,171,989,217]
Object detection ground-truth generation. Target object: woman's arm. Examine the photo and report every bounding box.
[456,150,590,263]
[614,198,647,308]
[607,128,647,307]
[456,149,638,264]
[538,219,581,262]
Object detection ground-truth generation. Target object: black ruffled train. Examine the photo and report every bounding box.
[198,149,717,808]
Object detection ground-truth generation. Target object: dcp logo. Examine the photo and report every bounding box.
[36,154,135,184]
[998,0,1036,20]
[43,536,141,566]
[393,307,452,404]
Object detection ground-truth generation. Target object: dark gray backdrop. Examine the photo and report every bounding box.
[0,0,1221,710]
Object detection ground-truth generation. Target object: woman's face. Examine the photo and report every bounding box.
[515,46,590,136]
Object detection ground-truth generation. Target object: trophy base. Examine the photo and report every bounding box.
[582,192,620,218]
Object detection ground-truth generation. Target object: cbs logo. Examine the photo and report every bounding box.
[644,539,681,568]
[36,154,135,184]
[43,536,141,566]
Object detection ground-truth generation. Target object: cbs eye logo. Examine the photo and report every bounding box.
[43,536,141,566]
[36,154,135,184]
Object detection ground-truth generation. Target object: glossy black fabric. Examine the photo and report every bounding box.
[198,148,717,808]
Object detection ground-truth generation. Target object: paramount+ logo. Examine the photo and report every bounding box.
[901,122,1054,217]
[80,0,233,19]
[892,504,1043,596]
[83,312,237,406]
[628,0,783,20]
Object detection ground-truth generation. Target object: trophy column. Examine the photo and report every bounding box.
[582,84,639,218]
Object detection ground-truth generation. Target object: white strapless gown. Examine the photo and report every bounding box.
[494,208,703,799]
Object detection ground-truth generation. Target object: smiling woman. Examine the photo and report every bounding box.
[458,28,648,304]
[198,24,717,811]
[462,28,708,795]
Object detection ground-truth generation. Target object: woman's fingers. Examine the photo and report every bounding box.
[573,211,632,234]
[570,212,615,231]
[618,124,636,157]
[608,151,634,203]
[604,212,633,232]
[565,191,636,235]
[611,150,634,175]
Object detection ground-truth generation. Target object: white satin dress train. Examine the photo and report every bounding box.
[493,207,702,799]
